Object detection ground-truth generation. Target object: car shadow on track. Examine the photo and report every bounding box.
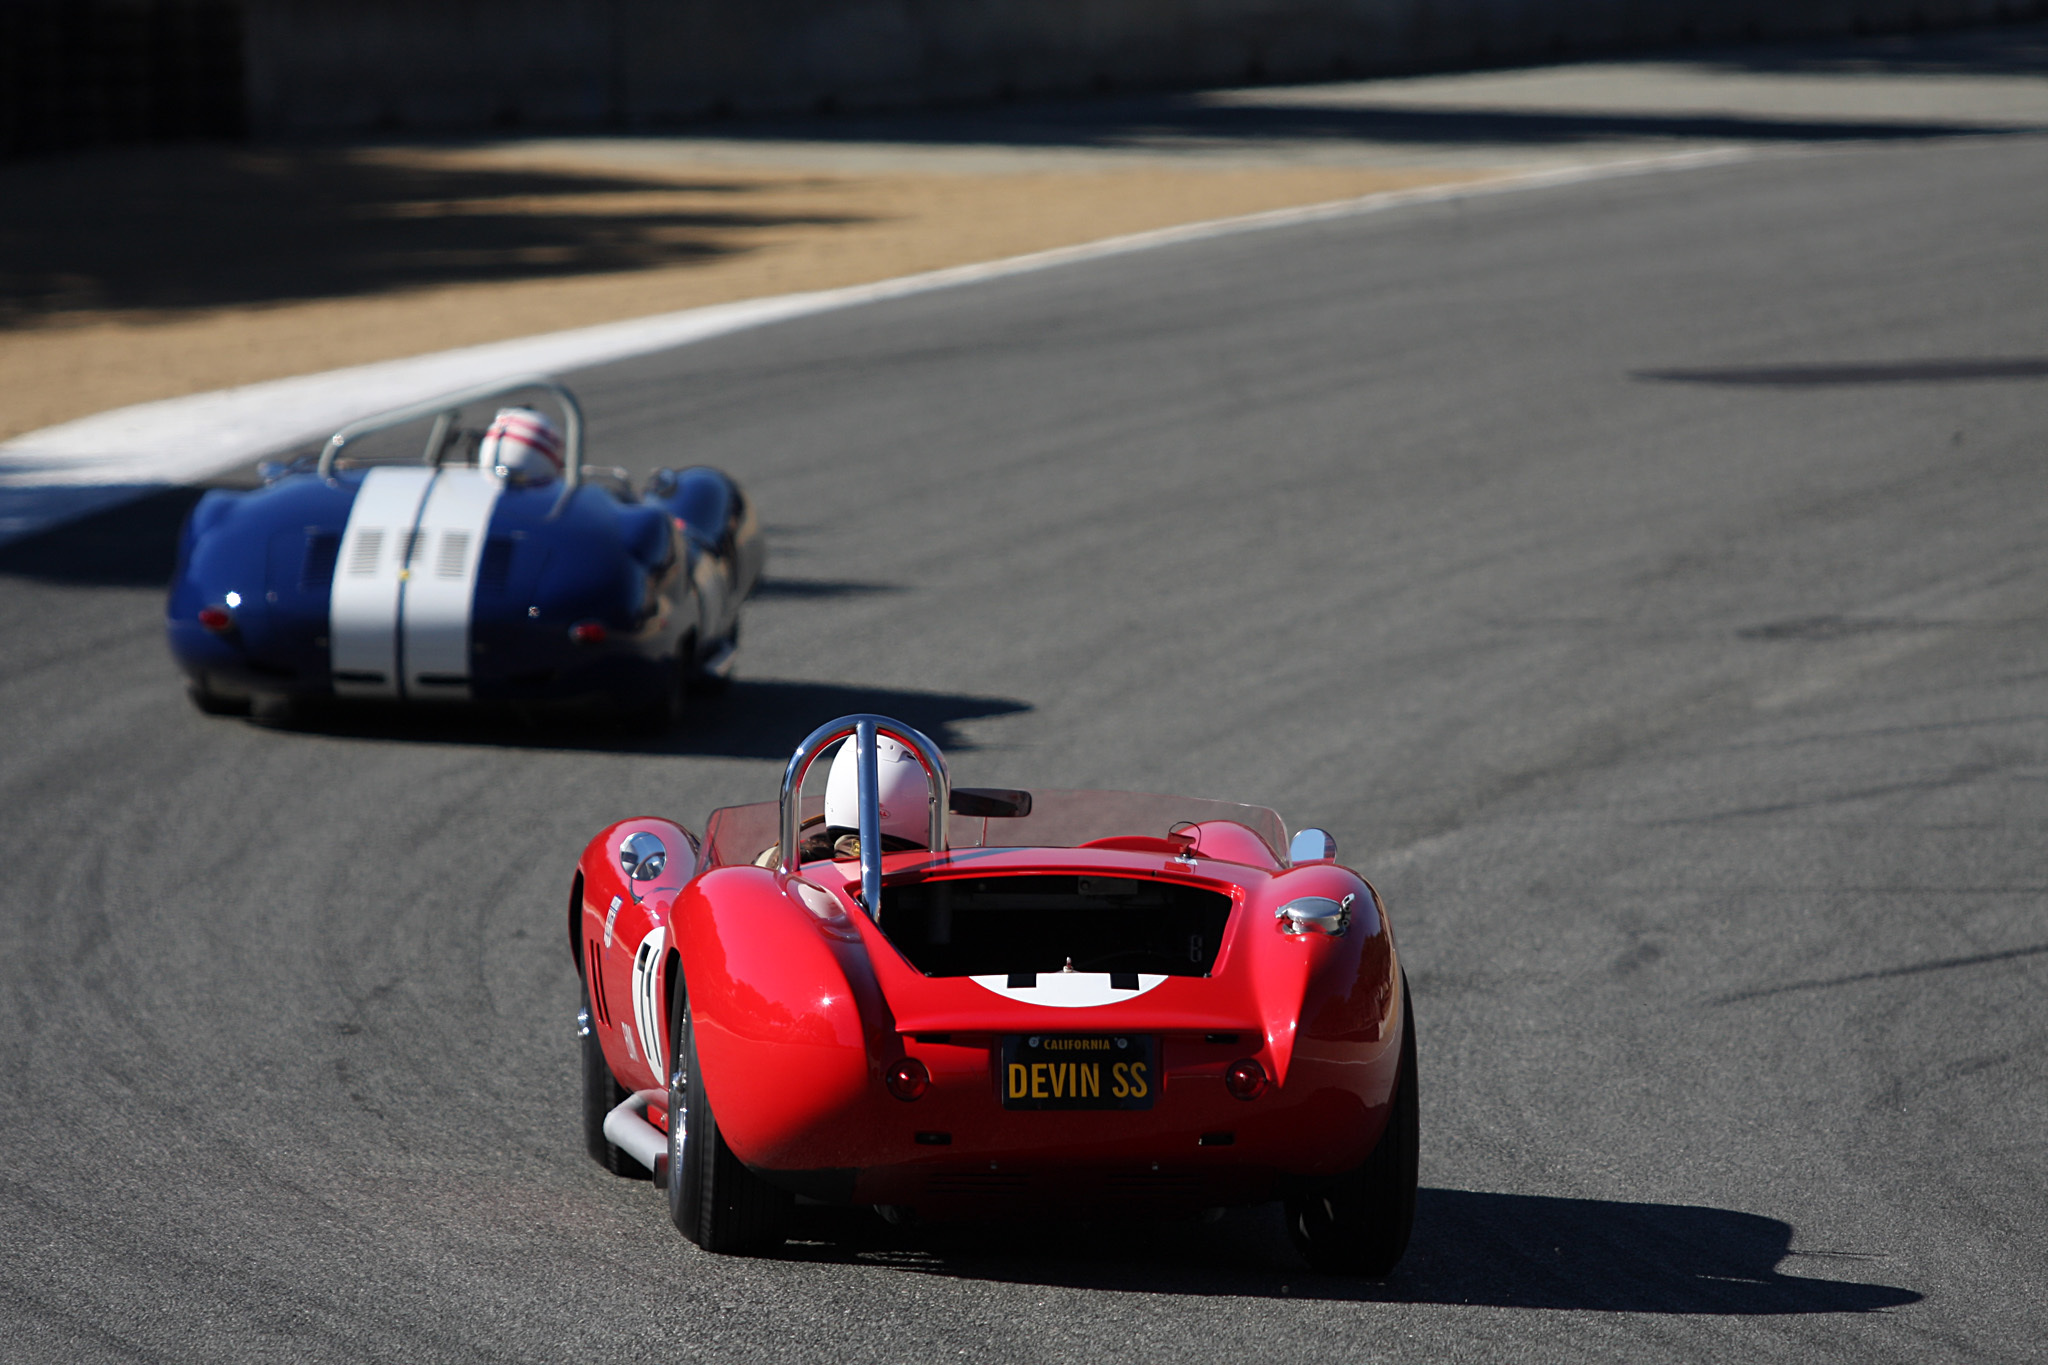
[0,484,209,586]
[254,677,1031,757]
[1634,356,2048,386]
[774,1188,1919,1314]
[747,575,904,601]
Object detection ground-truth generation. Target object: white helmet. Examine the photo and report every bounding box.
[479,407,564,485]
[824,735,932,846]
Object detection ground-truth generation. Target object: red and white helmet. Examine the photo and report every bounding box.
[824,735,932,846]
[479,407,564,485]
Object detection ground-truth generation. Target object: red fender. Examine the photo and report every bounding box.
[672,865,891,1171]
[576,817,699,1094]
[1238,865,1403,1172]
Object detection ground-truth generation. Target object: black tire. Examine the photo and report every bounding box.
[669,990,791,1254]
[186,678,250,717]
[664,984,691,1226]
[1285,973,1418,1277]
[580,982,636,1177]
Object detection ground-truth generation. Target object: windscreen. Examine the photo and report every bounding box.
[966,790,1285,859]
[701,789,1286,868]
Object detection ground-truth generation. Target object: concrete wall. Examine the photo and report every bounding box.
[243,0,2045,135]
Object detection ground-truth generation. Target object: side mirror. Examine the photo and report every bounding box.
[619,831,668,883]
[1289,828,1337,864]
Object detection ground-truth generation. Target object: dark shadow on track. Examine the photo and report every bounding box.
[1713,940,2048,1004]
[1636,357,2048,386]
[244,677,1030,757]
[771,1188,1919,1313]
[1737,614,1951,639]
[675,678,1029,757]
[0,484,204,586]
[749,576,905,601]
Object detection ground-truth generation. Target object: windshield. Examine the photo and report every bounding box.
[702,789,1286,869]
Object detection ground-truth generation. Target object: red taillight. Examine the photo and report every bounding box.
[885,1057,930,1102]
[1224,1058,1268,1101]
[568,620,607,645]
[197,605,233,633]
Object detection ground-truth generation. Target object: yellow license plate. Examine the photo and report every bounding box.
[1001,1035,1155,1110]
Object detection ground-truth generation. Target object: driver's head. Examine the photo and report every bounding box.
[479,407,564,486]
[824,735,930,848]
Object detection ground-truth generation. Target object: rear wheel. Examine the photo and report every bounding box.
[1285,973,1418,1277]
[580,982,636,1177]
[669,989,791,1254]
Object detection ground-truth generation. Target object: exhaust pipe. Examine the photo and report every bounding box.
[602,1089,670,1185]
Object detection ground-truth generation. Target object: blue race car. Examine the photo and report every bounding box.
[166,377,762,727]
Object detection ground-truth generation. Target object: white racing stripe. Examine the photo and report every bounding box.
[630,926,670,1082]
[329,465,502,700]
[401,469,502,699]
[970,972,1168,1007]
[329,467,435,699]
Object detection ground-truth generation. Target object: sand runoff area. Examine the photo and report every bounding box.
[0,139,1493,444]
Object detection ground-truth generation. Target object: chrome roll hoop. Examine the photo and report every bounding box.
[779,714,950,918]
[315,374,586,487]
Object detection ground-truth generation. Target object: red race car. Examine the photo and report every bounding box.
[570,714,1417,1275]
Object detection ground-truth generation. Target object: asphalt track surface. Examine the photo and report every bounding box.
[4,130,2046,1363]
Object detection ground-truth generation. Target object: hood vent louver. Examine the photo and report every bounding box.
[346,528,384,577]
[436,529,471,579]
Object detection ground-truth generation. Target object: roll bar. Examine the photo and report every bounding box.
[315,375,585,486]
[780,714,950,918]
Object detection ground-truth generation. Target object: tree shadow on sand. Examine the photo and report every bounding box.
[0,144,868,323]
[771,1188,1918,1314]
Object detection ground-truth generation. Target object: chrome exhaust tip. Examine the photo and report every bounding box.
[601,1088,669,1176]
